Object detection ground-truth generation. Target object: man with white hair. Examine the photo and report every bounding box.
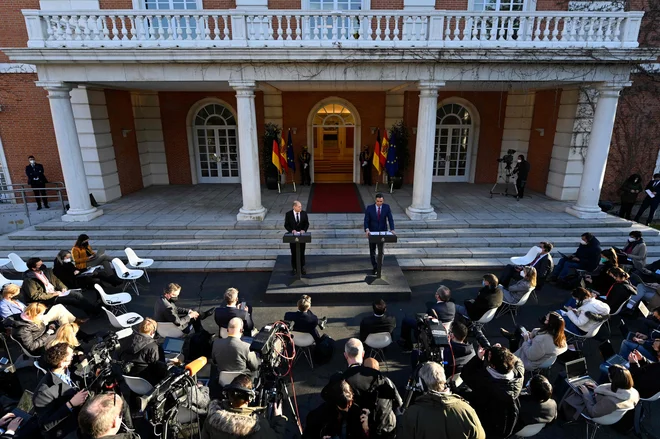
[398,362,485,438]
[211,317,259,375]
[78,393,139,439]
[284,200,310,275]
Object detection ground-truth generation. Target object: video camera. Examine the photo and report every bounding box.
[415,313,449,364]
[76,328,133,393]
[497,149,516,169]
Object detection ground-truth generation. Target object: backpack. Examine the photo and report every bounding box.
[313,334,334,365]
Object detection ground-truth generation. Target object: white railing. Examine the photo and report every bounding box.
[22,9,643,49]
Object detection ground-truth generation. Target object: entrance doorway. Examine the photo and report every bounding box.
[192,102,240,183]
[311,101,357,183]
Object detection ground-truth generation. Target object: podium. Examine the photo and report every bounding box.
[366,232,397,285]
[283,232,312,287]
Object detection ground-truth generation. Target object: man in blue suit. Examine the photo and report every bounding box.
[364,193,395,275]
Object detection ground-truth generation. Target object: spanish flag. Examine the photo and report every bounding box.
[272,139,282,174]
[372,128,382,175]
[380,130,389,169]
[280,134,288,172]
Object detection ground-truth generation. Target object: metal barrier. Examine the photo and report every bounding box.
[0,182,68,226]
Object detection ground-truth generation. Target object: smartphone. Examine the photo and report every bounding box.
[0,357,8,365]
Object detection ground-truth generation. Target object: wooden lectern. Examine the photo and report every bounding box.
[366,232,397,285]
[283,232,312,286]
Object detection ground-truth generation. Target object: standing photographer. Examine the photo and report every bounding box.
[203,374,287,439]
[512,154,530,199]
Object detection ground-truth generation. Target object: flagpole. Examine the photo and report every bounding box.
[277,172,281,194]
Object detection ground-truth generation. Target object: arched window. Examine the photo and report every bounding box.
[193,103,239,183]
[433,103,473,181]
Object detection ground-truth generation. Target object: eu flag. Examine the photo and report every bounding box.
[286,129,296,172]
[385,131,399,177]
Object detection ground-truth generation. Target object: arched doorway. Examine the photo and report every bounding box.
[191,102,240,183]
[432,102,476,182]
[309,100,359,183]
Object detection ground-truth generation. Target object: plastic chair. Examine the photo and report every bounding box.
[94,284,131,315]
[565,319,607,351]
[513,422,547,437]
[530,355,557,377]
[496,289,533,325]
[634,390,660,436]
[219,327,228,339]
[291,331,315,369]
[124,248,154,283]
[218,371,243,387]
[102,306,143,329]
[34,360,47,376]
[364,332,393,371]
[9,334,40,370]
[449,372,463,388]
[111,258,144,296]
[582,408,632,439]
[7,254,28,273]
[157,322,185,339]
[0,273,22,287]
[510,246,541,266]
[123,375,154,395]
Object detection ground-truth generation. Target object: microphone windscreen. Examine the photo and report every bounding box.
[184,356,208,376]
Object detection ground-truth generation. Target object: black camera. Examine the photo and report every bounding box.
[497,149,516,168]
[415,314,449,364]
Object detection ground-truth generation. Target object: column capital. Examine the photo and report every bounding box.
[36,81,74,99]
[418,80,445,90]
[229,80,257,94]
[596,81,632,96]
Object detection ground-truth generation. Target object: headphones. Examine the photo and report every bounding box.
[225,383,256,403]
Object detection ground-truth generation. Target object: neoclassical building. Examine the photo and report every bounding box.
[0,0,651,221]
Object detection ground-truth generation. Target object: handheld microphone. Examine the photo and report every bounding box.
[184,356,207,376]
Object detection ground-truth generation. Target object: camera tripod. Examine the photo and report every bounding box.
[258,375,302,434]
[489,162,519,199]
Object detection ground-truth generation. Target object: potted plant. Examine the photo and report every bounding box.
[262,123,281,190]
[388,120,410,190]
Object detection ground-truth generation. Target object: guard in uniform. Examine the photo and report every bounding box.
[300,146,311,186]
[359,146,372,186]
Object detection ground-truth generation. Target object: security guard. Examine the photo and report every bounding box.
[359,145,372,186]
[300,146,311,186]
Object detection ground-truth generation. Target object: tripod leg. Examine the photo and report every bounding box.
[281,384,303,434]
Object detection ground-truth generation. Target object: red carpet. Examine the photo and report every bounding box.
[308,183,364,213]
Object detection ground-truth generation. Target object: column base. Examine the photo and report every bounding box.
[237,206,267,221]
[565,205,607,219]
[62,208,104,222]
[405,206,437,220]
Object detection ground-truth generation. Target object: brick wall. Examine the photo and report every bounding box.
[282,91,386,184]
[404,90,507,184]
[105,89,143,195]
[0,74,63,189]
[158,91,264,184]
[0,1,39,62]
[99,0,133,7]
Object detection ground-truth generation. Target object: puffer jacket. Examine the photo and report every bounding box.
[503,278,533,303]
[565,298,610,334]
[202,400,287,439]
[397,392,485,439]
[515,330,567,371]
[11,316,52,355]
[584,384,639,418]
[119,332,160,378]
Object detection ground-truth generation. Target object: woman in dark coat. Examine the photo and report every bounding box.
[53,250,119,290]
[583,248,618,295]
[619,174,643,220]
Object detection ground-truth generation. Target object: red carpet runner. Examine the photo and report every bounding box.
[308,183,364,213]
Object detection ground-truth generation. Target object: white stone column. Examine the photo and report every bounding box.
[406,81,444,220]
[37,82,103,222]
[566,84,625,219]
[230,81,267,221]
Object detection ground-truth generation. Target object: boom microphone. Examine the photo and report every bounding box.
[184,356,207,376]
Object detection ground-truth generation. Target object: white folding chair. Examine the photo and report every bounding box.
[124,248,154,283]
[634,390,660,436]
[606,297,633,333]
[218,371,243,387]
[582,408,632,439]
[7,253,28,273]
[94,284,131,315]
[496,289,533,325]
[9,334,40,369]
[34,360,47,377]
[0,273,22,287]
[291,331,315,369]
[123,375,154,395]
[219,327,228,339]
[565,319,607,351]
[111,258,144,296]
[510,246,541,266]
[364,332,393,371]
[157,322,185,339]
[530,355,557,377]
[102,306,143,329]
[514,422,547,437]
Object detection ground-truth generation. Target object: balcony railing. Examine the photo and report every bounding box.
[23,9,643,50]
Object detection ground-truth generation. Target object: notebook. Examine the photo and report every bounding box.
[638,301,650,318]
[565,357,596,390]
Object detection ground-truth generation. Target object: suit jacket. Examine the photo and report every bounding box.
[211,336,259,373]
[465,286,503,321]
[284,210,309,233]
[153,296,191,329]
[359,314,396,342]
[25,163,47,186]
[364,204,394,233]
[214,305,254,332]
[512,394,557,434]
[427,301,456,323]
[284,309,320,341]
[33,371,80,439]
[531,254,553,285]
[644,179,660,203]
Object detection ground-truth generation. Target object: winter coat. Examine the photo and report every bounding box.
[565,298,610,334]
[202,400,287,439]
[588,261,617,294]
[514,330,567,371]
[71,244,95,270]
[603,280,636,313]
[623,239,648,271]
[502,278,533,304]
[118,332,161,380]
[574,237,602,272]
[629,358,660,399]
[153,296,191,329]
[397,392,485,439]
[619,179,643,204]
[33,371,80,439]
[303,401,367,439]
[10,315,53,355]
[561,383,639,420]
[460,354,525,439]
[21,269,67,304]
[443,340,476,376]
[465,286,503,321]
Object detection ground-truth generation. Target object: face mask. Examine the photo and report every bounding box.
[600,257,608,264]
[29,160,35,165]
[519,270,525,277]
[580,240,587,245]
[517,159,522,163]
[628,237,635,242]
[63,258,72,263]
[169,296,179,302]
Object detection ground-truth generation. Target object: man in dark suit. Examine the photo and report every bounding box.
[634,173,660,225]
[399,285,455,350]
[500,241,554,289]
[214,287,255,334]
[25,155,49,210]
[211,317,259,375]
[456,273,503,348]
[512,154,531,199]
[284,200,310,275]
[364,193,395,275]
[359,298,396,342]
[284,294,322,341]
[153,283,213,334]
[443,321,475,376]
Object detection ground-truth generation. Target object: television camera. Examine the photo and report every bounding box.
[76,328,133,394]
[497,149,517,170]
[490,148,519,198]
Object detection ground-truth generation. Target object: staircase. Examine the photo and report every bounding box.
[2,216,657,272]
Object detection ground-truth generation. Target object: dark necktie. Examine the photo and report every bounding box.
[530,254,541,266]
[377,207,381,222]
[295,213,299,224]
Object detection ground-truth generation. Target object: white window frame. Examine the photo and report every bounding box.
[467,0,536,11]
[302,0,370,10]
[132,0,203,9]
[432,102,476,183]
